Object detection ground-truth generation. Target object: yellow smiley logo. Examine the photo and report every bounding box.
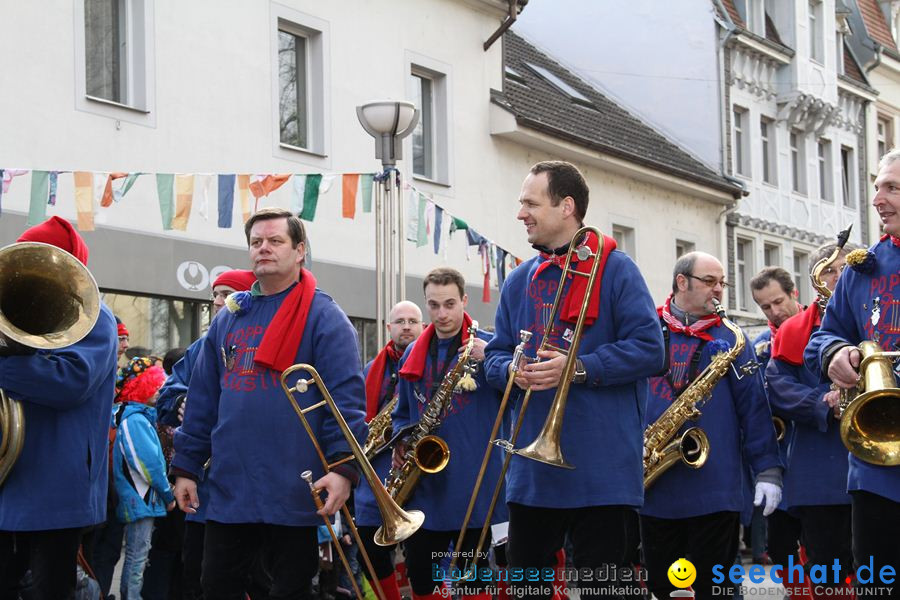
[667,558,696,588]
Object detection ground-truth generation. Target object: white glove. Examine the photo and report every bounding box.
[753,481,782,517]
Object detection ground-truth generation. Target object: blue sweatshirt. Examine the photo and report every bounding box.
[355,356,400,528]
[157,338,201,428]
[392,329,507,530]
[805,238,900,503]
[172,285,366,526]
[113,403,175,522]
[766,336,850,509]
[754,328,792,511]
[484,250,665,508]
[643,323,782,519]
[0,304,118,531]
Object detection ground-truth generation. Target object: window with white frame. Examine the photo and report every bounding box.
[409,63,449,184]
[612,224,636,258]
[878,117,893,159]
[764,243,781,268]
[809,1,823,63]
[736,237,754,312]
[818,138,833,201]
[81,0,152,112]
[733,107,750,176]
[761,117,776,184]
[791,129,807,194]
[272,9,328,159]
[841,145,855,208]
[793,251,809,305]
[836,31,845,76]
[675,239,695,258]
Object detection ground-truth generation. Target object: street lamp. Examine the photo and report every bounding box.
[357,101,419,348]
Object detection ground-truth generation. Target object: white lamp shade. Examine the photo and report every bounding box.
[357,101,417,135]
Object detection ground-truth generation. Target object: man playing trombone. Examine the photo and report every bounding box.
[171,207,366,600]
[484,161,665,599]
[806,149,900,596]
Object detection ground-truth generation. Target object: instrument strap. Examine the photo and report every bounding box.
[660,319,708,395]
[428,331,462,394]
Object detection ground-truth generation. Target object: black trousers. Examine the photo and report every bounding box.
[851,491,899,597]
[0,527,82,600]
[794,504,853,594]
[404,527,491,596]
[508,502,635,600]
[357,526,396,582]
[640,511,740,600]
[201,520,318,600]
[182,520,205,600]
[766,508,801,567]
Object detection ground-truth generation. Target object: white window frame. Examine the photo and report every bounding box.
[611,223,637,259]
[74,0,156,126]
[840,145,855,208]
[675,238,696,259]
[790,129,807,194]
[809,0,823,64]
[733,106,750,177]
[736,236,755,312]
[270,4,330,166]
[763,242,781,268]
[793,250,809,305]
[878,116,893,160]
[818,138,833,202]
[761,116,777,185]
[406,52,452,187]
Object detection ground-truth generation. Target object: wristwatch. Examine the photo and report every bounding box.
[572,359,586,384]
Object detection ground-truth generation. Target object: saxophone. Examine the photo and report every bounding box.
[643,299,745,488]
[383,322,479,506]
[363,395,398,460]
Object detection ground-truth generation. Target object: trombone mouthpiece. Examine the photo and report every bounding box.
[300,470,314,487]
[519,330,533,343]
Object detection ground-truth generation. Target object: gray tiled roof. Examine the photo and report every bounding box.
[496,32,742,198]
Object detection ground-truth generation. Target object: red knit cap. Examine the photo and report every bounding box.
[212,269,256,292]
[17,216,89,266]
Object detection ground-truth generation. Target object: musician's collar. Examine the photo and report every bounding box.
[533,230,587,256]
[669,297,705,326]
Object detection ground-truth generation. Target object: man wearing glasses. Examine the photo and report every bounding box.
[641,251,782,600]
[356,300,423,600]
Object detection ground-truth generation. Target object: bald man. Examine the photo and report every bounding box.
[641,251,782,600]
[356,301,423,600]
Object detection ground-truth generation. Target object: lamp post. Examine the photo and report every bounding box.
[357,101,419,348]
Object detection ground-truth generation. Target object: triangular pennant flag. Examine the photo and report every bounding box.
[27,170,50,226]
[73,172,95,231]
[291,175,306,215]
[249,174,291,199]
[319,174,336,194]
[479,242,491,303]
[416,193,428,247]
[433,205,443,254]
[172,174,195,230]
[119,173,141,199]
[342,174,360,219]
[100,172,128,207]
[450,217,468,234]
[197,174,212,221]
[1,169,28,194]
[406,189,418,242]
[496,246,508,288]
[300,174,322,221]
[156,174,175,230]
[218,174,235,228]
[48,171,59,206]
[237,175,251,222]
[361,174,374,213]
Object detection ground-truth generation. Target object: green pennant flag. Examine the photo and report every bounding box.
[300,173,322,221]
[361,173,374,213]
[450,217,468,234]
[416,193,428,247]
[120,173,141,198]
[27,170,50,226]
[156,173,175,230]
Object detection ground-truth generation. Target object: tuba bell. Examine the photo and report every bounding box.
[0,242,100,486]
[839,341,900,466]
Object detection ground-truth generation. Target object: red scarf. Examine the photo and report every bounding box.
[365,341,403,421]
[880,233,900,247]
[771,303,821,366]
[399,312,473,381]
[657,295,722,342]
[253,269,317,373]
[531,232,617,326]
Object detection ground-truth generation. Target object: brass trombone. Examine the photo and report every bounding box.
[279,364,424,600]
[0,242,100,486]
[449,226,604,577]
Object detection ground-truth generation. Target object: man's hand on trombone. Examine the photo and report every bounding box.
[312,471,351,516]
[516,349,566,391]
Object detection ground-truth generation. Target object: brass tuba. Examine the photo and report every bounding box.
[448,226,603,578]
[838,341,900,466]
[643,299,744,488]
[0,242,100,486]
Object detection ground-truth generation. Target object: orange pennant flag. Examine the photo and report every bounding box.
[101,172,128,207]
[73,171,95,231]
[249,174,291,199]
[342,174,360,219]
[237,175,251,223]
[172,175,195,230]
